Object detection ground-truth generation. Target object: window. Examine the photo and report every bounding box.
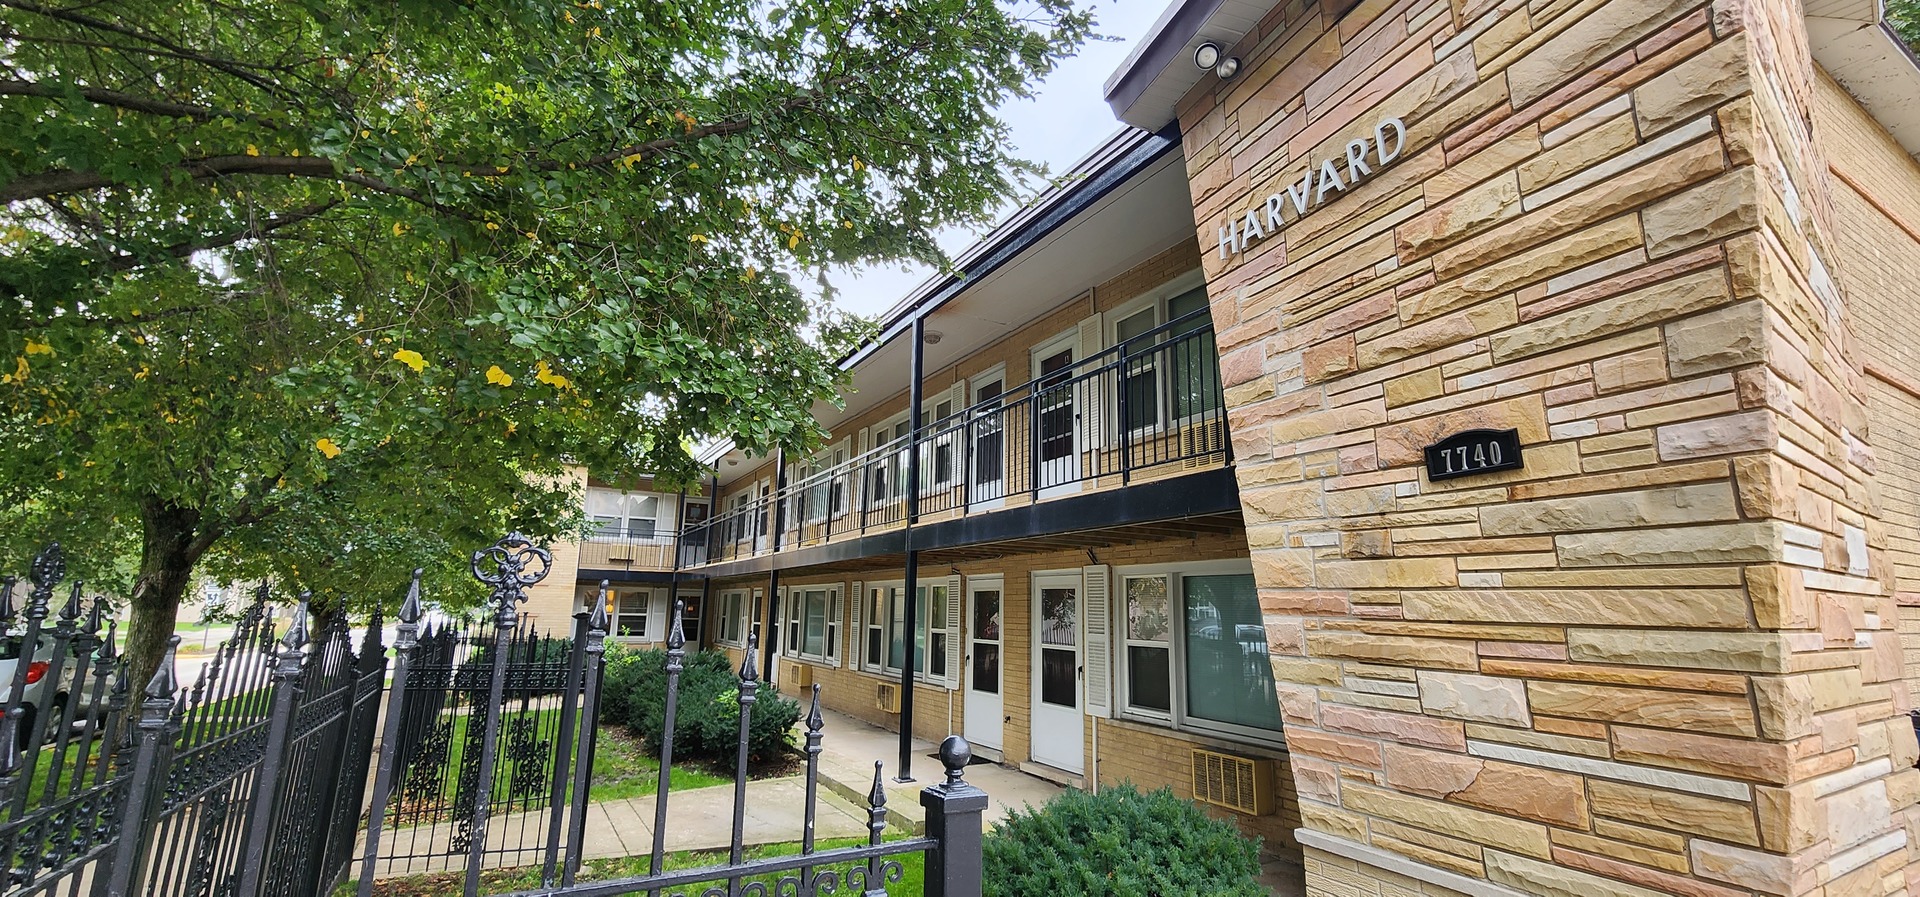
[718,591,748,646]
[919,398,957,491]
[1167,287,1220,421]
[1115,567,1282,740]
[867,419,911,510]
[1122,575,1172,715]
[1114,307,1160,434]
[783,586,840,663]
[970,378,1005,496]
[797,446,847,525]
[587,489,662,540]
[860,582,954,684]
[608,588,654,639]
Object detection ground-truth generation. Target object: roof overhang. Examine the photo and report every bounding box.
[1806,0,1920,161]
[1105,0,1278,130]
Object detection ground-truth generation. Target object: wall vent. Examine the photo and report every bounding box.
[1181,420,1227,469]
[875,682,901,714]
[1191,748,1273,816]
[781,659,814,690]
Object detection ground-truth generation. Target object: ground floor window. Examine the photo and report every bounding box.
[717,590,748,646]
[1117,567,1281,739]
[782,586,841,664]
[861,582,956,686]
[608,587,654,639]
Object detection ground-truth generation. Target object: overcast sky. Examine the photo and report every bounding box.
[827,1,1168,317]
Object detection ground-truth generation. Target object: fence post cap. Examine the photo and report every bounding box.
[144,635,182,701]
[399,569,425,626]
[938,736,972,783]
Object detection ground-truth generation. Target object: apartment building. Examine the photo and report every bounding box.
[520,467,709,643]
[529,0,1920,893]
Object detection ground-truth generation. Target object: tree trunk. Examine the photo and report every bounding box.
[126,500,207,692]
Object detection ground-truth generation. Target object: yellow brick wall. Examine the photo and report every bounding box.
[1177,0,1919,894]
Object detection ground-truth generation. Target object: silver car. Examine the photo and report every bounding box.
[0,634,69,746]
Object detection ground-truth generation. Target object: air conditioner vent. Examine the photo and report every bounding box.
[1191,748,1273,816]
[781,659,814,690]
[1181,419,1227,469]
[875,682,901,713]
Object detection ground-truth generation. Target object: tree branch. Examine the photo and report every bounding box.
[106,197,344,270]
[0,0,290,98]
[0,79,231,120]
[3,155,474,220]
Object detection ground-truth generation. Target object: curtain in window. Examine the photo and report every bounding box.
[1182,574,1282,732]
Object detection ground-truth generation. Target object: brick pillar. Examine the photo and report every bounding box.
[1180,0,1920,894]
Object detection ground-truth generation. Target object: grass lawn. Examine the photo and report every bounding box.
[338,836,926,897]
[390,709,730,813]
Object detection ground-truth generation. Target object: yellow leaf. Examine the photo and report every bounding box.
[315,438,342,459]
[246,144,261,157]
[842,220,853,229]
[392,348,427,372]
[852,157,864,171]
[564,9,574,21]
[589,26,601,37]
[788,231,801,249]
[688,162,700,170]
[359,129,371,138]
[496,166,509,174]
[54,470,63,481]
[486,365,515,386]
[485,221,500,231]
[4,356,28,383]
[535,360,573,390]
[134,367,149,380]
[23,338,51,355]
[689,234,709,244]
[392,221,407,237]
[505,420,518,436]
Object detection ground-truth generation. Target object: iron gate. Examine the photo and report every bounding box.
[0,542,385,897]
[358,533,987,897]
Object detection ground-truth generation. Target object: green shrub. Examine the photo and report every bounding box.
[600,645,800,765]
[983,784,1265,897]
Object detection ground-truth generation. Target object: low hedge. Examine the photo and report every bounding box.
[983,784,1265,897]
[600,645,799,765]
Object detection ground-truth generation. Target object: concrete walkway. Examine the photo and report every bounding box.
[360,708,1064,880]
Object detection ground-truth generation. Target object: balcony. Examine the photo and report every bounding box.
[682,310,1230,568]
[578,533,687,573]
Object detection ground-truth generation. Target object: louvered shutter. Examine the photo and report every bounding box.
[1077,313,1105,450]
[847,580,864,670]
[649,589,668,642]
[751,588,764,653]
[944,575,963,689]
[828,586,843,665]
[1082,564,1112,716]
[856,427,871,510]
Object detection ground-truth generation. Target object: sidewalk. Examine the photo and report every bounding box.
[809,708,1065,834]
[359,708,1063,880]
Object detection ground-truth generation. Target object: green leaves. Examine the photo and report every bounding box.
[0,0,1088,636]
[1893,0,1920,51]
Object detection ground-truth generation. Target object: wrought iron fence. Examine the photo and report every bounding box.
[0,542,385,897]
[684,309,1229,565]
[359,533,988,897]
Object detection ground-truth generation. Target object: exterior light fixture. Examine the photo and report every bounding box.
[1193,41,1241,80]
[1194,42,1222,70]
[923,330,944,345]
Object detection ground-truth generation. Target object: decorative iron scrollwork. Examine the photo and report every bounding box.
[470,533,551,628]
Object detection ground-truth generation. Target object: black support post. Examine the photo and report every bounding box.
[898,316,926,783]
[764,447,786,683]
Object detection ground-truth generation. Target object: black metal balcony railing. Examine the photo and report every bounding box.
[578,532,691,570]
[682,310,1229,567]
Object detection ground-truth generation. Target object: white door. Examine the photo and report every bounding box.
[1032,336,1078,495]
[752,479,771,553]
[1030,572,1084,772]
[964,580,1005,751]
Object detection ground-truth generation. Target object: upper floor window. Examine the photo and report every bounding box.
[1109,281,1218,435]
[587,488,662,540]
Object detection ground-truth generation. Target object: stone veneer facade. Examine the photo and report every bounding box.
[1176,0,1920,894]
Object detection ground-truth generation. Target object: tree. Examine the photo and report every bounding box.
[0,0,1092,683]
[1893,0,1920,51]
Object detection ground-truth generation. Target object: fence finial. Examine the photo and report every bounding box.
[938,735,973,787]
[588,581,610,633]
[868,760,887,809]
[28,542,63,607]
[58,580,83,623]
[806,684,824,734]
[471,533,552,629]
[399,569,425,625]
[145,635,181,701]
[739,629,760,683]
[666,597,686,651]
[98,619,118,662]
[281,596,311,655]
[84,596,105,637]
